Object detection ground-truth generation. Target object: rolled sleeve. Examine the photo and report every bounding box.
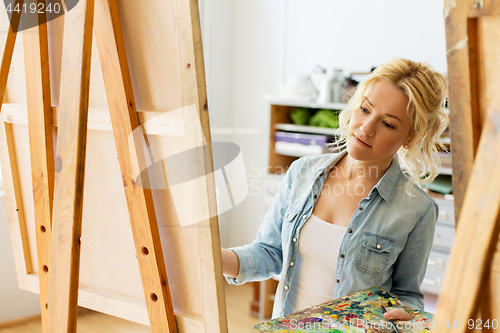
[224,248,254,285]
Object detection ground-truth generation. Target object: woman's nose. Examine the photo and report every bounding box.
[360,118,375,137]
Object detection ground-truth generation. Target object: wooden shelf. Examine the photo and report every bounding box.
[265,95,347,110]
[439,167,452,175]
[274,123,340,136]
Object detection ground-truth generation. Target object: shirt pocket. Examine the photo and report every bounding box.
[280,206,300,223]
[280,206,300,238]
[356,232,395,275]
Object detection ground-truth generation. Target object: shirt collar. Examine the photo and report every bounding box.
[318,150,402,203]
[373,156,402,202]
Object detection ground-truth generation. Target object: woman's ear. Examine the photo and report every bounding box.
[405,131,425,149]
[403,136,414,150]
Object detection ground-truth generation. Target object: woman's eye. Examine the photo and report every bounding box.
[383,122,395,129]
[360,107,369,113]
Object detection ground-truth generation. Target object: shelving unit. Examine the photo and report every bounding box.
[267,98,346,173]
[274,123,340,136]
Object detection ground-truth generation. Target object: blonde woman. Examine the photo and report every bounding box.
[222,58,448,321]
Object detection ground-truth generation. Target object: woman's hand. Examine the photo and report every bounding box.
[383,308,412,321]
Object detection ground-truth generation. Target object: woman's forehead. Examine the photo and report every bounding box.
[363,80,410,116]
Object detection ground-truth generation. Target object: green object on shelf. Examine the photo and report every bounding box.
[425,174,453,194]
[289,107,311,125]
[309,109,339,128]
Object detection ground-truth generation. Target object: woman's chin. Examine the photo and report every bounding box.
[346,143,373,161]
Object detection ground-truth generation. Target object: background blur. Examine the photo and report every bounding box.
[200,0,447,248]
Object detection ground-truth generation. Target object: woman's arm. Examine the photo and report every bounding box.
[390,200,438,310]
[223,159,300,285]
[221,248,239,278]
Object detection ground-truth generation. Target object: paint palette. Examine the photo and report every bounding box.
[253,287,433,332]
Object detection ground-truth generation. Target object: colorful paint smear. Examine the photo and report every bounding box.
[254,287,433,332]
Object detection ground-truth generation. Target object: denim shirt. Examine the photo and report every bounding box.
[226,150,438,318]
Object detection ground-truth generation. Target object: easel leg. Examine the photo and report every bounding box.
[172,0,228,330]
[47,0,94,332]
[0,0,33,277]
[23,1,55,331]
[434,95,500,332]
[93,0,177,332]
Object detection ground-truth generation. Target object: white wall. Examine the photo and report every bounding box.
[203,0,283,248]
[203,0,448,248]
[285,0,447,76]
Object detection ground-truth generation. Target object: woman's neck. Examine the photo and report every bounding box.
[338,153,393,182]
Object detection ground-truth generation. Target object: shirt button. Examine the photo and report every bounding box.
[348,229,353,233]
[292,237,297,242]
[302,215,307,219]
[339,254,345,259]
[289,262,295,267]
[336,279,340,283]
[285,213,289,218]
[313,194,318,199]
[284,285,289,290]
[376,244,381,249]
[358,206,363,211]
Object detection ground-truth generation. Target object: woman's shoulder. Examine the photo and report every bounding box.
[395,174,439,218]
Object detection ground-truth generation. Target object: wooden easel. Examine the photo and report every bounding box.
[434,0,500,331]
[0,0,227,332]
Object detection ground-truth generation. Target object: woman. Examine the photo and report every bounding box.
[221,58,448,321]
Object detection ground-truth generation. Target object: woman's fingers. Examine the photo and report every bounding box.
[384,309,413,321]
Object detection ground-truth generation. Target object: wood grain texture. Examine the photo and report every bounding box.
[445,0,500,221]
[0,0,23,98]
[434,96,500,330]
[268,104,298,174]
[1,284,260,333]
[435,9,500,326]
[172,0,227,331]
[22,1,55,331]
[473,14,500,330]
[47,0,95,331]
[444,0,476,222]
[93,0,177,331]
[0,122,33,277]
[2,103,187,136]
[0,0,33,278]
[440,2,500,329]
[3,0,229,330]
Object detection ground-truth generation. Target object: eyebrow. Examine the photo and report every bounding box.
[363,97,402,124]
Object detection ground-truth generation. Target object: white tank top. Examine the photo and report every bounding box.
[286,214,347,313]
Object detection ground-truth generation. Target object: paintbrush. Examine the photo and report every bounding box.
[381,304,400,333]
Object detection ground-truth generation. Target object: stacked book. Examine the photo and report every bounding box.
[274,131,331,157]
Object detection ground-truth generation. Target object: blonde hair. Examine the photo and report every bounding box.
[329,58,449,192]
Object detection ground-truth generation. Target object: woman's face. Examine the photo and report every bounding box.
[347,79,413,165]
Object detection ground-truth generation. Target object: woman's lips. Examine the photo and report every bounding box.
[354,135,372,148]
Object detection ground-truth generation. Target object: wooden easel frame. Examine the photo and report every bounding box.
[0,0,227,332]
[434,1,500,331]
